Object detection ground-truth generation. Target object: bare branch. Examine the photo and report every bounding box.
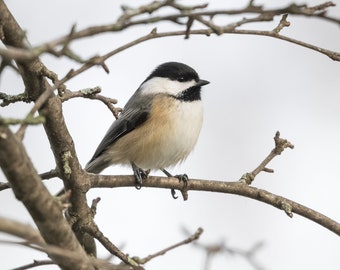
[0,217,44,244]
[11,260,54,270]
[1,170,58,192]
[0,124,93,269]
[0,1,338,62]
[0,92,31,107]
[39,169,59,180]
[83,222,140,267]
[300,1,336,15]
[0,181,10,191]
[0,55,19,74]
[1,1,339,268]
[0,115,45,126]
[272,14,290,34]
[59,87,121,118]
[240,131,294,185]
[1,240,96,270]
[90,197,101,216]
[15,67,63,140]
[191,235,264,270]
[1,239,129,270]
[138,227,203,264]
[90,174,340,236]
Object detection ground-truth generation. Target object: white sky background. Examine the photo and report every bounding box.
[1,0,340,269]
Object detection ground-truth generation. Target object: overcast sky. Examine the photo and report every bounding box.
[1,1,340,269]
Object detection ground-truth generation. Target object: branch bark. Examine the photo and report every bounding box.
[0,1,97,268]
[1,0,339,268]
[90,174,340,236]
[0,1,339,62]
[0,125,93,270]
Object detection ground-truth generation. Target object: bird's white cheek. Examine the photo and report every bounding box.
[140,77,196,96]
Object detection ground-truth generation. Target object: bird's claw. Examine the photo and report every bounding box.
[132,163,148,189]
[171,188,178,199]
[171,174,189,200]
[175,174,189,187]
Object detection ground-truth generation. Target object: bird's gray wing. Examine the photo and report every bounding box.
[85,93,152,172]
[87,108,149,164]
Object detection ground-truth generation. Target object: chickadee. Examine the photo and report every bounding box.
[85,62,209,197]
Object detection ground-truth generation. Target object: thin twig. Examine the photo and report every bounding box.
[0,181,10,191]
[59,87,121,118]
[83,222,139,267]
[12,23,338,140]
[0,2,338,62]
[0,115,45,126]
[0,240,126,270]
[239,131,294,185]
[11,260,54,270]
[192,236,264,270]
[1,240,96,269]
[0,217,44,244]
[272,14,290,34]
[138,227,203,264]
[0,170,59,192]
[90,197,101,217]
[39,169,59,180]
[0,92,31,107]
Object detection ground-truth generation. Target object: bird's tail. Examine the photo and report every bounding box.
[84,155,110,174]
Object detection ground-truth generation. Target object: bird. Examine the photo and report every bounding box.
[85,62,209,197]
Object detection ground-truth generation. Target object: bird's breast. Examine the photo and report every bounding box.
[113,95,203,169]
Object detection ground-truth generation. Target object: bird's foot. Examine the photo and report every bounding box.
[162,169,189,200]
[131,163,149,189]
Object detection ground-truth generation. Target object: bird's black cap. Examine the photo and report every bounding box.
[145,62,200,83]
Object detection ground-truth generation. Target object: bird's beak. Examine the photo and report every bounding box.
[196,79,210,87]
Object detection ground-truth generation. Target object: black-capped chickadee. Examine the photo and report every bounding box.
[85,62,209,196]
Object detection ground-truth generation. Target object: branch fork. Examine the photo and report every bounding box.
[240,131,294,185]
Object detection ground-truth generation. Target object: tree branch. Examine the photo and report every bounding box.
[0,92,31,107]
[0,115,45,126]
[0,217,44,244]
[191,233,264,270]
[1,1,339,268]
[0,1,96,268]
[83,222,140,267]
[0,1,338,62]
[240,131,294,185]
[11,260,54,270]
[0,216,131,270]
[59,87,121,118]
[138,227,203,264]
[0,125,93,269]
[90,174,340,236]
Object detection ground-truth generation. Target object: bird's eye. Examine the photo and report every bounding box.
[177,76,186,82]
